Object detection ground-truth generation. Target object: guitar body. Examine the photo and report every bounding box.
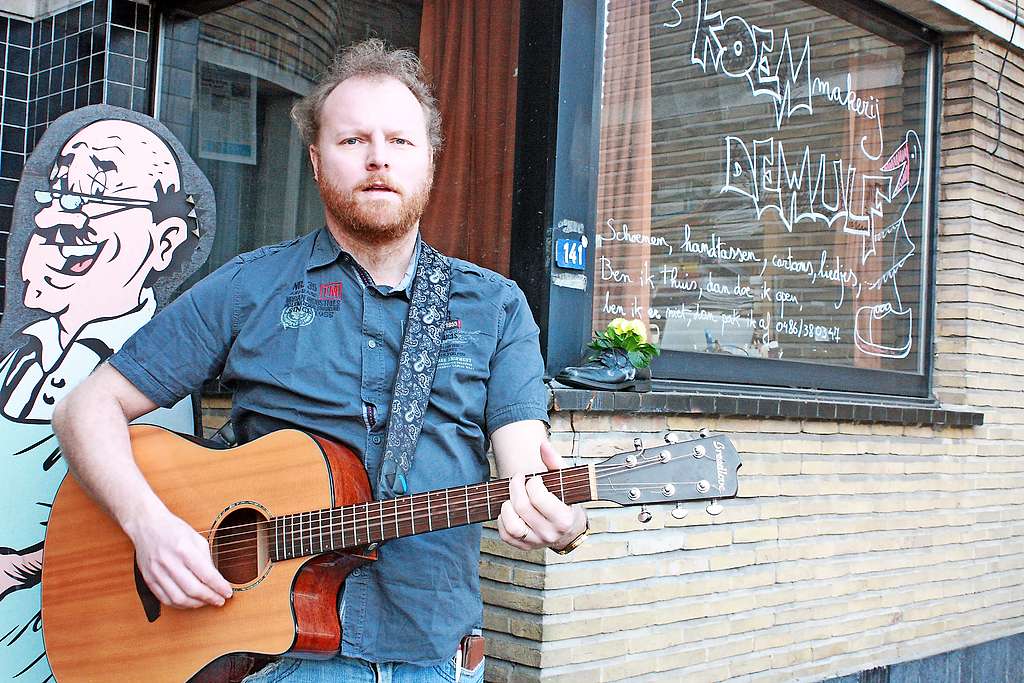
[41,425,374,683]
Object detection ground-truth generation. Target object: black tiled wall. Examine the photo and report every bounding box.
[0,0,151,319]
[1,16,32,266]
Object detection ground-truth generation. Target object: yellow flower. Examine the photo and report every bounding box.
[608,318,647,342]
[609,318,629,334]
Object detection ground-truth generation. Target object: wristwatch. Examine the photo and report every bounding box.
[551,519,590,555]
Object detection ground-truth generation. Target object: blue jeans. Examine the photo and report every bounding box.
[240,653,484,683]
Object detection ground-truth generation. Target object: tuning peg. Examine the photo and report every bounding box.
[706,500,724,516]
[671,503,688,519]
[699,427,711,438]
[637,506,653,523]
[665,432,680,444]
[633,437,644,451]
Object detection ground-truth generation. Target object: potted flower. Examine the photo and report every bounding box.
[555,318,660,392]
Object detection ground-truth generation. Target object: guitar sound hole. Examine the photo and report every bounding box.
[211,507,267,585]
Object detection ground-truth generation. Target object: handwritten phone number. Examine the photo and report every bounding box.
[777,317,841,343]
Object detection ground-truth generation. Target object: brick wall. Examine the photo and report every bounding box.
[480,32,1024,683]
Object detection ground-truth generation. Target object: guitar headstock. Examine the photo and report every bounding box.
[593,432,741,514]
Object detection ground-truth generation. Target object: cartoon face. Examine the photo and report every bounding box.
[22,120,189,323]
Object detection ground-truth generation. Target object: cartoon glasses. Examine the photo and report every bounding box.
[34,189,153,212]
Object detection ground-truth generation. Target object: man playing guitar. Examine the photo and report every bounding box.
[52,39,588,683]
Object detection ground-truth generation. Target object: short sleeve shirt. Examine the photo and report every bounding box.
[109,227,549,664]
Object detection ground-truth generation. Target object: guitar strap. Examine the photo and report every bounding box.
[377,241,452,498]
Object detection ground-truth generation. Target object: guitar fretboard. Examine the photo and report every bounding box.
[268,465,594,562]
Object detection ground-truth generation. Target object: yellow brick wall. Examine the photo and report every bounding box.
[481,32,1024,683]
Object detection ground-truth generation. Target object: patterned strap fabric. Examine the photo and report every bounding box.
[378,242,452,498]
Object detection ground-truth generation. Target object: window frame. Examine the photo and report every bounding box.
[512,0,943,399]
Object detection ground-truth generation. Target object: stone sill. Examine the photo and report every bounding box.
[548,382,984,428]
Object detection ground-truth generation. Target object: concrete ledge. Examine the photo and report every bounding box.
[548,384,984,428]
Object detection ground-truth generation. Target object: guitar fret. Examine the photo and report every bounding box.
[318,509,325,553]
[364,503,371,547]
[559,470,565,503]
[485,484,491,520]
[378,500,385,542]
[464,485,470,525]
[329,508,335,551]
[445,488,451,528]
[403,493,411,536]
[426,493,433,531]
[292,513,298,559]
[394,499,401,540]
[273,516,279,561]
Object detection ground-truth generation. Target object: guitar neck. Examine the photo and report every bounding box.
[268,465,596,562]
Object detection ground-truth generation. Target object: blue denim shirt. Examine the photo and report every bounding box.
[109,227,549,664]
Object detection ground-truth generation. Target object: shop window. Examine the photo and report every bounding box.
[587,0,938,396]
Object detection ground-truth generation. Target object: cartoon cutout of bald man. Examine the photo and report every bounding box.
[0,106,215,682]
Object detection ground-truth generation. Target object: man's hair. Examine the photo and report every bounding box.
[291,39,442,156]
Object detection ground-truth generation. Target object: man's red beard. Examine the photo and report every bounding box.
[317,172,432,245]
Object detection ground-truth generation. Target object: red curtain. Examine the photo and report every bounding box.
[418,1,520,275]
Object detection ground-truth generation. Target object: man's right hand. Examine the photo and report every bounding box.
[125,508,233,609]
[53,364,232,610]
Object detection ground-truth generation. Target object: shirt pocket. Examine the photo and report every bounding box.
[430,328,496,421]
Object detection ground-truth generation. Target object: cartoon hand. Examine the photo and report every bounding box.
[0,544,43,602]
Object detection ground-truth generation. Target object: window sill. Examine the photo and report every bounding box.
[547,381,983,428]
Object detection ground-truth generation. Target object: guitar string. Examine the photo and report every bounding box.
[211,471,726,565]
[210,477,718,569]
[194,468,595,540]
[194,454,693,541]
[200,461,646,549]
[209,473,595,561]
[201,456,716,553]
[211,473,724,569]
[208,470,601,562]
[209,474,718,571]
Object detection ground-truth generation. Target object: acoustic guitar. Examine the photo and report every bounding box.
[41,425,740,682]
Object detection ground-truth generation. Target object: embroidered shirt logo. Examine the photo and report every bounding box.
[438,319,476,370]
[319,281,343,300]
[281,280,342,328]
[281,304,315,328]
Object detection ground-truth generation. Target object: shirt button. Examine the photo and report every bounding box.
[371,435,382,445]
[368,339,377,349]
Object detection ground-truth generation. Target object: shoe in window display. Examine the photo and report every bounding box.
[556,348,653,392]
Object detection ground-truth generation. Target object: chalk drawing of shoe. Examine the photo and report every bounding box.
[854,303,913,359]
